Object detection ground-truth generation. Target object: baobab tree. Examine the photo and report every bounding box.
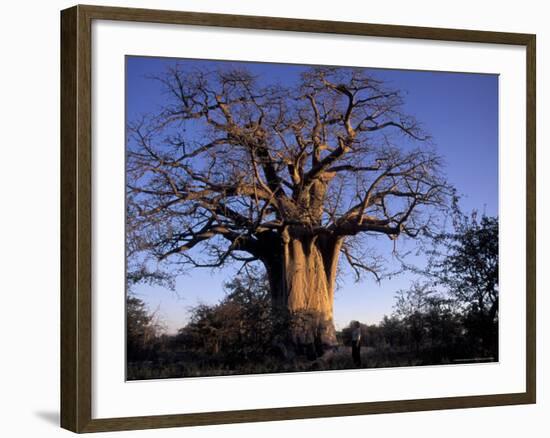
[126,65,450,349]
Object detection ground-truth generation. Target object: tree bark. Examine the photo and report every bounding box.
[263,229,342,352]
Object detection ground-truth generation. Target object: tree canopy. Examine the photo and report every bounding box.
[127,65,450,283]
[427,212,499,321]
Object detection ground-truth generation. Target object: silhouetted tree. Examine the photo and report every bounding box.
[393,282,462,359]
[426,211,499,354]
[127,294,163,361]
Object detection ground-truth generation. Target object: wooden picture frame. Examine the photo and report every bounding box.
[61,4,536,433]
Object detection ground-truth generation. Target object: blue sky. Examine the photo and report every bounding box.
[126,56,498,333]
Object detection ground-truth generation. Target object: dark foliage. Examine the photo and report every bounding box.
[425,211,499,355]
[126,294,164,362]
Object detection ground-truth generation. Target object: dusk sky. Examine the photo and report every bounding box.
[126,56,498,333]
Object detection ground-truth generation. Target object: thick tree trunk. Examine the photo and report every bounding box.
[263,229,342,353]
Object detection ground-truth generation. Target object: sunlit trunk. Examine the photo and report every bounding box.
[264,231,342,352]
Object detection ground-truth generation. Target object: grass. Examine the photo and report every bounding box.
[126,344,451,380]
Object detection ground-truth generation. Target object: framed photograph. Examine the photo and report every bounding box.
[60,4,536,433]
